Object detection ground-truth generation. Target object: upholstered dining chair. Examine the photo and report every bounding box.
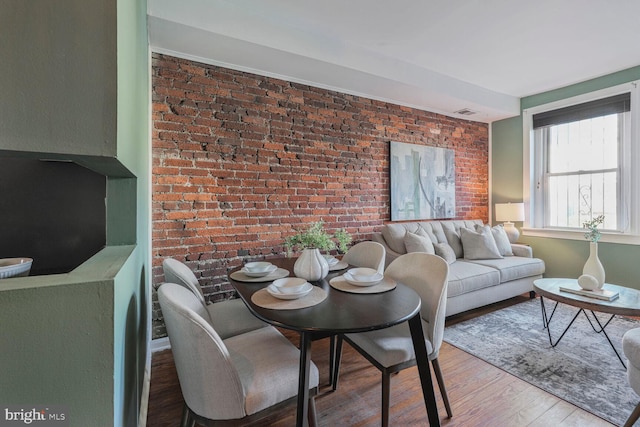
[341,241,386,274]
[623,328,640,427]
[162,258,267,340]
[158,283,320,427]
[332,252,452,426]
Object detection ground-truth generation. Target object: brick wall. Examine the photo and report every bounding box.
[151,53,489,339]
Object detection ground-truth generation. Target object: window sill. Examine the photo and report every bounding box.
[522,227,640,245]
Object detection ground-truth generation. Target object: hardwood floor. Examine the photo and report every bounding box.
[146,296,614,426]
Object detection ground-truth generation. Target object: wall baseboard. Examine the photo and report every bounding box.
[151,337,171,353]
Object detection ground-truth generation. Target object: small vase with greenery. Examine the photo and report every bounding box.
[284,221,352,256]
[285,221,352,281]
[583,214,605,242]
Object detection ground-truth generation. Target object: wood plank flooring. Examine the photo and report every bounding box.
[146,296,615,426]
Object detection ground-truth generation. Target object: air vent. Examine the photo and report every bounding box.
[453,108,477,116]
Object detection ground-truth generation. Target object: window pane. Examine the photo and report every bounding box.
[547,114,619,173]
[547,171,617,228]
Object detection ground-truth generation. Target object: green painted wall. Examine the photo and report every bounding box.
[491,66,640,287]
[0,0,149,426]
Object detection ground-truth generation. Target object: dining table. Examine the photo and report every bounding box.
[229,257,441,427]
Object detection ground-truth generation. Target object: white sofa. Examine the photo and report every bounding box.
[372,220,545,317]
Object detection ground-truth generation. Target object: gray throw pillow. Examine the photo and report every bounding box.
[490,225,513,256]
[443,227,464,258]
[404,231,436,254]
[434,242,457,264]
[460,226,503,260]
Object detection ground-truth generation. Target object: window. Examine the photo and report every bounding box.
[523,82,640,243]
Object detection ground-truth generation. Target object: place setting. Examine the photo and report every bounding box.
[229,261,289,282]
[251,277,328,310]
[324,254,348,271]
[329,267,396,294]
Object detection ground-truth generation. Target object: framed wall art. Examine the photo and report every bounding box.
[390,141,455,221]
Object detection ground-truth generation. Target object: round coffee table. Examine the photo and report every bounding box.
[534,278,640,367]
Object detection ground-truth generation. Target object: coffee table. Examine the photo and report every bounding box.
[533,278,640,367]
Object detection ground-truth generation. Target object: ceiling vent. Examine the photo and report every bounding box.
[453,108,477,116]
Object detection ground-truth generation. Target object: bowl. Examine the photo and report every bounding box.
[271,277,311,294]
[343,268,383,286]
[0,258,33,279]
[241,264,277,277]
[323,254,339,266]
[244,261,273,273]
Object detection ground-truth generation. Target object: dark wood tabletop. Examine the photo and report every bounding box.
[229,257,421,335]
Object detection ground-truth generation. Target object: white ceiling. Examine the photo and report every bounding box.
[148,0,640,123]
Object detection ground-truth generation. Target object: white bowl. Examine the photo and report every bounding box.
[323,254,339,266]
[0,258,33,279]
[271,277,310,294]
[244,261,273,273]
[343,268,383,287]
[241,264,277,277]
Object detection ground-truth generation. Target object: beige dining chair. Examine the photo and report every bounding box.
[332,252,452,426]
[341,241,386,274]
[162,258,267,340]
[158,283,320,427]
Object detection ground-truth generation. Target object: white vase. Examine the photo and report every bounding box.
[294,248,329,281]
[582,242,605,289]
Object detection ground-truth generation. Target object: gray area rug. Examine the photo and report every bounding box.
[444,298,639,426]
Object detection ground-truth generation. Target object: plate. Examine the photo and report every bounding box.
[343,270,383,287]
[329,260,349,271]
[241,264,277,277]
[230,267,289,282]
[267,282,313,300]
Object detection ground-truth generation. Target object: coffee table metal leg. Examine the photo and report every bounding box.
[540,296,583,347]
[586,311,626,367]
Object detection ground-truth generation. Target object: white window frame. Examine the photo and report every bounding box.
[522,81,640,244]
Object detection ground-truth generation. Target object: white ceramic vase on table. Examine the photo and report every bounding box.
[582,242,605,289]
[294,248,329,281]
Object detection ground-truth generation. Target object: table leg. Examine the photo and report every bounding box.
[540,295,582,347]
[408,313,440,427]
[587,311,626,368]
[296,332,312,427]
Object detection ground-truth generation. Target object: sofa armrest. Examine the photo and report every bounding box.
[372,232,403,268]
[511,244,533,258]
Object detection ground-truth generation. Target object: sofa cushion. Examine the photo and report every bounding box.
[404,230,435,254]
[447,261,501,298]
[461,225,502,260]
[489,225,514,256]
[434,242,457,264]
[443,226,463,258]
[468,257,546,283]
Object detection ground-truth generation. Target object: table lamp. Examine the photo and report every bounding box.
[495,202,525,243]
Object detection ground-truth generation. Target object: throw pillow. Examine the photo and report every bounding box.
[443,227,464,258]
[434,242,457,264]
[460,226,503,260]
[490,225,513,256]
[404,231,435,254]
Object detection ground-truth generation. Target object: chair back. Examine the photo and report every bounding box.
[342,241,386,274]
[163,258,206,302]
[158,283,247,420]
[384,253,449,357]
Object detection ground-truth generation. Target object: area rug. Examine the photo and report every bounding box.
[444,298,639,426]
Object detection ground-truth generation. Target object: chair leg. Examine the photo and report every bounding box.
[308,396,318,427]
[180,403,195,427]
[624,401,640,427]
[432,357,453,418]
[381,372,391,427]
[329,335,336,387]
[332,335,344,391]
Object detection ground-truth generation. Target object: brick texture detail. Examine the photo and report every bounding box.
[151,53,489,339]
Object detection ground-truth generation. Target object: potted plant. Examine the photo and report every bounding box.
[284,221,352,281]
[581,214,605,289]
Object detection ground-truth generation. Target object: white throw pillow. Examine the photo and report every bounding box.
[490,225,514,256]
[443,227,464,258]
[460,226,503,260]
[434,242,457,264]
[404,231,435,254]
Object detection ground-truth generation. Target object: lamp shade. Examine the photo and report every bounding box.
[495,202,525,222]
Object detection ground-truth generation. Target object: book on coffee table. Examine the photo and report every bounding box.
[559,283,620,301]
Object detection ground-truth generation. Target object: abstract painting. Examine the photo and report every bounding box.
[390,141,455,221]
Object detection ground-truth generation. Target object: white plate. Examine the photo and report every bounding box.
[329,260,349,271]
[241,264,278,277]
[343,270,383,287]
[267,282,313,300]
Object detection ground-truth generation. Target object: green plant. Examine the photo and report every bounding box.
[583,214,605,242]
[284,221,352,255]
